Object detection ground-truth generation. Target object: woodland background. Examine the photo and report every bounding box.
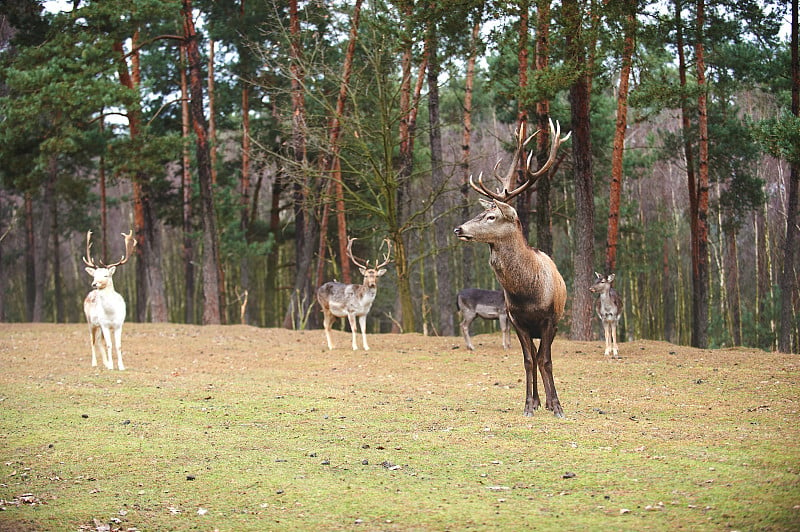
[0,0,798,352]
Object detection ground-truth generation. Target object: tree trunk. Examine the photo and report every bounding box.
[24,193,34,321]
[725,229,741,345]
[535,0,553,256]
[605,6,635,273]
[393,27,427,334]
[564,0,595,341]
[180,44,195,324]
[779,0,799,353]
[317,0,361,287]
[114,37,168,322]
[283,0,317,330]
[208,39,218,185]
[460,21,479,289]
[693,0,710,348]
[183,0,222,324]
[32,161,55,322]
[427,29,454,337]
[516,1,532,241]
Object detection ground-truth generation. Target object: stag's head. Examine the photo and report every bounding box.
[83,230,137,290]
[454,119,570,244]
[589,272,615,294]
[347,237,392,289]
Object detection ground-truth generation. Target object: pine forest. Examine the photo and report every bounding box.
[0,0,798,353]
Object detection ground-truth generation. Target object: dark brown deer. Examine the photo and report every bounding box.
[316,237,392,351]
[457,288,511,351]
[589,272,622,358]
[454,120,570,417]
[82,230,137,370]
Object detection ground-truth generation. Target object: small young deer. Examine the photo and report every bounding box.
[317,237,392,351]
[454,119,570,417]
[457,288,511,351]
[589,272,622,358]
[82,230,136,370]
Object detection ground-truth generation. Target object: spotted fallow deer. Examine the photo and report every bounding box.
[82,230,136,370]
[589,272,622,358]
[316,237,392,351]
[454,119,571,417]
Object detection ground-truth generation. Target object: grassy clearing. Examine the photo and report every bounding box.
[0,323,798,531]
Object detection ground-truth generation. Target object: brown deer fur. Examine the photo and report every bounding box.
[455,199,566,417]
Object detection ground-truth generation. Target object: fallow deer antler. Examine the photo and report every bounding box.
[346,237,393,270]
[82,230,137,268]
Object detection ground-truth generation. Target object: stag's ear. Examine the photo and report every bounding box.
[85,267,96,276]
[607,273,615,283]
[479,198,494,211]
[595,271,602,279]
[494,200,518,222]
[359,267,368,276]
[108,266,116,276]
[377,269,387,277]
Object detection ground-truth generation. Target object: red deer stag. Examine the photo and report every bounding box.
[82,230,136,370]
[454,119,570,417]
[457,288,511,351]
[316,237,392,351]
[589,272,622,358]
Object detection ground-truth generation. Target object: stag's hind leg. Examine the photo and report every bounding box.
[536,322,563,418]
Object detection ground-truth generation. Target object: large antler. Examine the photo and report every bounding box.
[83,230,137,268]
[469,118,571,203]
[346,237,393,270]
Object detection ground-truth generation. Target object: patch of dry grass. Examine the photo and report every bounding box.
[0,323,798,531]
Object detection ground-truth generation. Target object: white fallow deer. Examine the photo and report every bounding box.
[457,288,511,351]
[454,119,571,417]
[589,272,622,358]
[82,230,136,370]
[316,237,392,351]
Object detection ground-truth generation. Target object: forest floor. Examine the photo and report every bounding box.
[0,323,798,531]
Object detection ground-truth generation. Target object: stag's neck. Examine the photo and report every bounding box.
[488,232,546,289]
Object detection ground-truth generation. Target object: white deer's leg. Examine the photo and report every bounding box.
[359,314,369,351]
[100,327,114,369]
[114,327,125,370]
[89,326,99,367]
[603,322,611,356]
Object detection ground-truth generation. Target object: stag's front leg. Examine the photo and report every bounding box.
[358,314,370,351]
[516,330,539,416]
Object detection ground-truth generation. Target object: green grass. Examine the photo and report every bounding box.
[1,323,798,531]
